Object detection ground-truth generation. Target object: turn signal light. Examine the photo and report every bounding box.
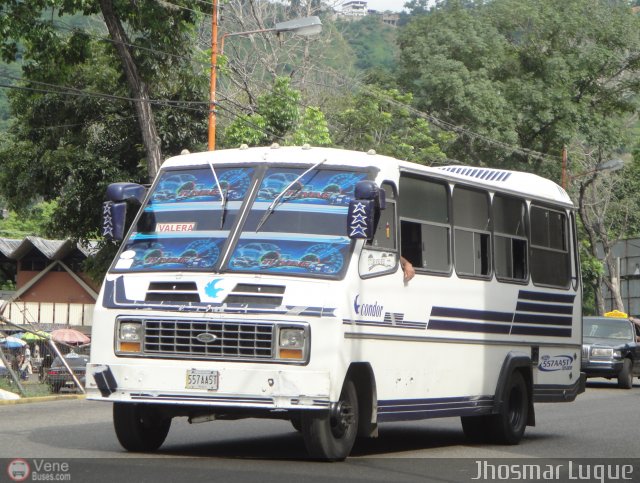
[119,341,141,353]
[279,348,303,360]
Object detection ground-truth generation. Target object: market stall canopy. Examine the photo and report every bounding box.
[0,336,27,348]
[17,330,50,341]
[50,329,90,345]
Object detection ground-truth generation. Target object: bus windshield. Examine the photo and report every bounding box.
[112,165,368,278]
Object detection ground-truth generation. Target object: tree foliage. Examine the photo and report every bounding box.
[397,0,640,175]
[222,77,331,147]
[332,87,453,164]
[0,2,209,240]
[336,16,398,71]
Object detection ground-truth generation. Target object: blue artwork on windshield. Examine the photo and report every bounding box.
[149,167,254,204]
[115,236,224,271]
[256,169,367,206]
[228,239,351,276]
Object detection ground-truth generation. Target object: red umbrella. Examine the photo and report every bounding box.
[50,329,90,345]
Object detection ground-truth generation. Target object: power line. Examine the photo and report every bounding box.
[0,73,210,113]
[0,7,570,164]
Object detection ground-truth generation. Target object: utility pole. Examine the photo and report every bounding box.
[208,0,218,151]
[561,145,567,189]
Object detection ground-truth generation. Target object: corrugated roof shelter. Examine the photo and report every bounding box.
[0,236,99,304]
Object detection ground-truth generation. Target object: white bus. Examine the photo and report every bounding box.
[88,145,584,460]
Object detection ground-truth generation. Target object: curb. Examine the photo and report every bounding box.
[0,394,86,405]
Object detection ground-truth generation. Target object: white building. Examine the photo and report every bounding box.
[342,1,368,17]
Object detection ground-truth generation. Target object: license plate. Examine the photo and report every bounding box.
[185,369,219,390]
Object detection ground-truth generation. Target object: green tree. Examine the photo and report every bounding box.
[0,4,208,240]
[336,16,398,72]
[222,77,331,147]
[397,0,640,175]
[0,201,57,239]
[332,87,453,165]
[0,0,209,179]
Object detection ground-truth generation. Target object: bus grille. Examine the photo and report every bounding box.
[141,319,274,360]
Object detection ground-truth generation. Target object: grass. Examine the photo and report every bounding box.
[0,376,56,397]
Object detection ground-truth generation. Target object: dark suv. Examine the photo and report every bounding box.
[46,352,89,393]
[582,316,640,389]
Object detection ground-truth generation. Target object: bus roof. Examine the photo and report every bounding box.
[162,146,572,207]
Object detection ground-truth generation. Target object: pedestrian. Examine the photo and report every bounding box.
[23,345,32,376]
[15,352,26,380]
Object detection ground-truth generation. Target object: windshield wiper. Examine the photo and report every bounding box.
[206,158,227,229]
[255,158,327,233]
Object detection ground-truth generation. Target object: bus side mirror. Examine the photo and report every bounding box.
[106,182,146,204]
[102,183,147,241]
[347,181,384,240]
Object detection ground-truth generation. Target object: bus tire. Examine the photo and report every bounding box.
[489,370,528,445]
[113,402,171,452]
[301,378,359,461]
[290,414,302,432]
[461,415,492,443]
[617,359,633,389]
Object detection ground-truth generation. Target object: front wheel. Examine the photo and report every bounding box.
[618,359,633,389]
[301,378,359,461]
[113,402,171,452]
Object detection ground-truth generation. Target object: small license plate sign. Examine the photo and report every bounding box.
[186,369,219,390]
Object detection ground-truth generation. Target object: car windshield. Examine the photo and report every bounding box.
[111,164,369,279]
[583,318,633,341]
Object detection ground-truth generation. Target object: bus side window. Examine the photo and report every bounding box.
[398,174,451,274]
[493,194,528,282]
[453,186,491,278]
[530,204,570,288]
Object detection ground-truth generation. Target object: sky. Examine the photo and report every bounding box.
[362,1,406,12]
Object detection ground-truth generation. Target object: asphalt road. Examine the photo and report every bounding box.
[1,379,639,482]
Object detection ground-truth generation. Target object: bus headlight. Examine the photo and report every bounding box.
[278,327,307,361]
[117,321,143,353]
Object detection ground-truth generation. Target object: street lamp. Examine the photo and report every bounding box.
[208,5,322,151]
[562,152,624,189]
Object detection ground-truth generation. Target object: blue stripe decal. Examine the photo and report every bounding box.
[103,277,335,317]
[377,396,494,422]
[519,290,576,304]
[427,290,575,337]
[343,319,427,330]
[512,326,572,337]
[516,301,573,315]
[428,319,511,334]
[513,312,572,326]
[431,307,513,322]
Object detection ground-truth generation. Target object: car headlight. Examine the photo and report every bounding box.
[613,350,622,358]
[117,321,143,353]
[277,327,307,361]
[591,347,614,358]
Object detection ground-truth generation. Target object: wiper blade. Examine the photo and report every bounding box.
[255,158,327,233]
[206,158,227,229]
